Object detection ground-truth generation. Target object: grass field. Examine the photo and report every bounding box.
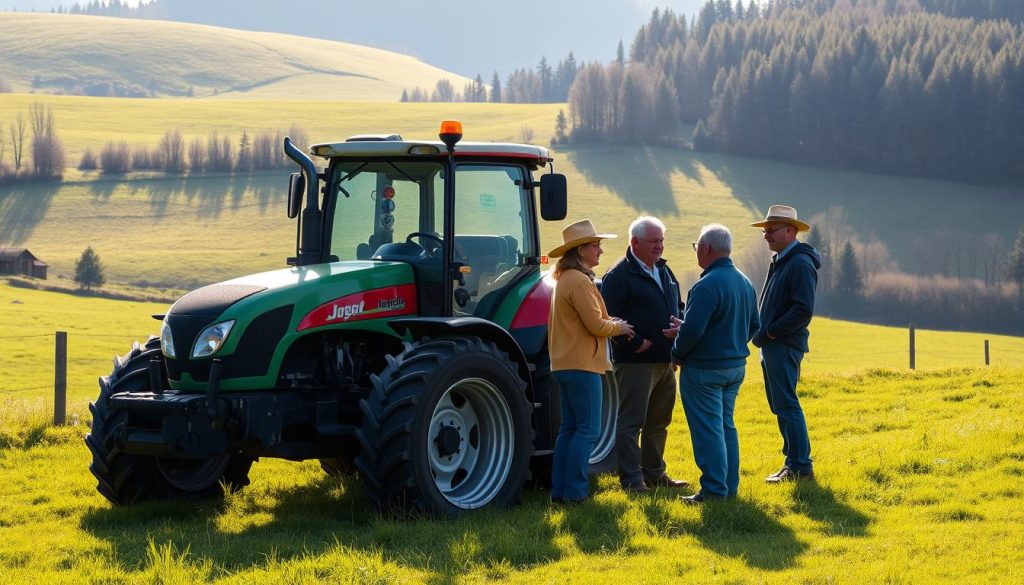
[0,13,470,100]
[3,97,1024,292]
[1,284,1023,582]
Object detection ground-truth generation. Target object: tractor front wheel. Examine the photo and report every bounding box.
[86,338,253,504]
[355,336,532,514]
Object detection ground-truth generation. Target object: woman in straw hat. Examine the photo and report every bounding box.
[547,219,635,504]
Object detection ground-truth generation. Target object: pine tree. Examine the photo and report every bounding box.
[490,72,502,103]
[835,241,863,300]
[554,109,568,143]
[74,246,105,290]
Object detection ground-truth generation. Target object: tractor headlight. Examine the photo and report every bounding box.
[160,318,176,358]
[191,320,235,358]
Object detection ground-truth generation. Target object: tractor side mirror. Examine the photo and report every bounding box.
[287,172,305,219]
[539,173,567,221]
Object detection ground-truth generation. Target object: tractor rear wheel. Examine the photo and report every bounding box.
[354,336,532,515]
[86,338,253,505]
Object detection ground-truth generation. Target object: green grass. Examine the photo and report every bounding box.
[2,284,1023,582]
[0,12,470,99]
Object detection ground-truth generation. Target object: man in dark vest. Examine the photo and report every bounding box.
[601,216,689,493]
[750,205,822,483]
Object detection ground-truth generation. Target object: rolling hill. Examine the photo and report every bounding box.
[0,13,471,99]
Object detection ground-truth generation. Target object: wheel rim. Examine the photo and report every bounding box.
[589,374,617,465]
[427,377,514,509]
[156,454,231,492]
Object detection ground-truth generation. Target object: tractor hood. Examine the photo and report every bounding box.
[168,261,415,321]
[162,261,417,390]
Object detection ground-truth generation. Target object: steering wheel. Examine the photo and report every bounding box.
[406,232,444,256]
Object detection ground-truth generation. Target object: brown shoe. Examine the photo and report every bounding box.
[646,475,690,489]
[765,467,814,483]
[623,481,650,494]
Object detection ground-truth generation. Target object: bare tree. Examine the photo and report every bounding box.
[520,125,535,143]
[188,137,205,172]
[11,112,27,172]
[99,140,131,173]
[157,129,185,172]
[28,104,65,178]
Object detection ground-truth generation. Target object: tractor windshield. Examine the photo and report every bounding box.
[327,160,444,261]
[326,159,536,316]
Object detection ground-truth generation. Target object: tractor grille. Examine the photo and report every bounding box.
[165,305,294,382]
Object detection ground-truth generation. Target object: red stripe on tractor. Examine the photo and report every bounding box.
[297,284,418,331]
[510,274,555,329]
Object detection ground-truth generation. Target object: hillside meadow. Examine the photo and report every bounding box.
[1,284,1023,582]
[0,13,470,100]
[3,97,1024,292]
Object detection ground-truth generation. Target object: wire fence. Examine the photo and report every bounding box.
[1,327,1020,423]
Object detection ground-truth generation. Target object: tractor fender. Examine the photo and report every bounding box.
[388,317,534,402]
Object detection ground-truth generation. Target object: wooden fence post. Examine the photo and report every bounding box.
[984,339,990,366]
[908,324,916,370]
[54,331,67,426]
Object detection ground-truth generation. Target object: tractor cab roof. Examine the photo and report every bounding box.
[309,135,552,170]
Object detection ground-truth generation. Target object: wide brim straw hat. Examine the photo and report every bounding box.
[548,219,617,258]
[750,204,811,232]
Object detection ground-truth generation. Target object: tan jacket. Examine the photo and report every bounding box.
[548,269,623,373]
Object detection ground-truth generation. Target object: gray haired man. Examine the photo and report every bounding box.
[601,216,689,493]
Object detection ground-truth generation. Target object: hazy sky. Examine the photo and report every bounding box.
[0,0,709,77]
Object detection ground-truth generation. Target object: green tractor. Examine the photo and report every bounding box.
[86,121,618,514]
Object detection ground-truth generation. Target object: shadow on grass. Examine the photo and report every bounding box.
[792,481,871,537]
[642,495,807,571]
[0,182,59,242]
[81,472,565,581]
[563,144,704,217]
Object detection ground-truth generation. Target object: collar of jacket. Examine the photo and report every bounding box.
[699,256,734,278]
[624,246,668,273]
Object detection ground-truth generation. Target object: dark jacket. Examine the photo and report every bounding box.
[671,257,759,369]
[752,242,822,352]
[600,247,684,363]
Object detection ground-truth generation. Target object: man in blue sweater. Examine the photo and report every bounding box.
[749,205,822,483]
[671,224,759,503]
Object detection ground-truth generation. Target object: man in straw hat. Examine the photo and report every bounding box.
[750,205,822,483]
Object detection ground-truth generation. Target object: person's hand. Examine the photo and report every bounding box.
[662,315,682,339]
[617,320,635,340]
[635,338,652,353]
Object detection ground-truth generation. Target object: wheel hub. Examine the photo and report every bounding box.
[435,423,462,458]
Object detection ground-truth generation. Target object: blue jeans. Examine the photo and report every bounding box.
[760,343,812,473]
[679,365,744,498]
[551,370,602,501]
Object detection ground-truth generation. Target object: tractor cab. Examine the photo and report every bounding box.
[289,121,567,319]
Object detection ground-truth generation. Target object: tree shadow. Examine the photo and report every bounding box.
[562,144,705,217]
[0,181,60,242]
[791,481,871,537]
[87,176,120,203]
